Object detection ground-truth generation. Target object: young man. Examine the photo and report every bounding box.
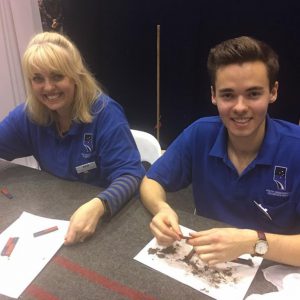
[140,36,300,267]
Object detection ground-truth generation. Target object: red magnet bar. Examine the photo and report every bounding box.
[1,237,19,257]
[1,187,13,199]
[33,226,58,237]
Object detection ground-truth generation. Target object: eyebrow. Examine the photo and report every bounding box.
[218,88,234,94]
[246,86,264,91]
[32,72,62,77]
[218,86,264,93]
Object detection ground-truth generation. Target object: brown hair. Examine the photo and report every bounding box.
[207,36,279,91]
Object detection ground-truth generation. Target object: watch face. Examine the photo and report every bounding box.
[256,240,268,255]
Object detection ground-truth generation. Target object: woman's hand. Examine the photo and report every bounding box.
[64,197,105,245]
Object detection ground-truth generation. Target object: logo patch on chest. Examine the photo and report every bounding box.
[81,133,94,158]
[265,165,289,198]
[273,166,287,190]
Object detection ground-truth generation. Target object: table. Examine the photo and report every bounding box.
[0,160,277,300]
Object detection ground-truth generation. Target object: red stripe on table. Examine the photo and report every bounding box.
[26,284,59,300]
[54,255,157,300]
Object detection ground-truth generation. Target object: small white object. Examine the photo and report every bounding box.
[263,264,300,290]
[253,201,272,220]
[75,161,97,174]
[282,273,300,290]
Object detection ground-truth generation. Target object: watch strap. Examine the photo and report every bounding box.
[257,230,266,241]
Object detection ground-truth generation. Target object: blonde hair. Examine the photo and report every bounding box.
[22,31,102,125]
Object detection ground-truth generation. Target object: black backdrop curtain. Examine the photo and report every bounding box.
[61,0,300,148]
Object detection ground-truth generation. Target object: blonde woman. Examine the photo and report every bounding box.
[0,32,145,244]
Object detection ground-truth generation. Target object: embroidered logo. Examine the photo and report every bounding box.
[81,133,94,158]
[273,166,287,191]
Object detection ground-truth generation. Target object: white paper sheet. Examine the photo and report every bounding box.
[0,212,69,299]
[134,225,263,300]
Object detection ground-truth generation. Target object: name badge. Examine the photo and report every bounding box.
[75,161,97,174]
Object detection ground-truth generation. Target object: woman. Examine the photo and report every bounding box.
[0,32,145,244]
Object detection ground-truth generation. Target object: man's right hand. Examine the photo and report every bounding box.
[140,177,182,245]
[150,205,181,246]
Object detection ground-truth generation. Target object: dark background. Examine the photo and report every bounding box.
[62,0,300,148]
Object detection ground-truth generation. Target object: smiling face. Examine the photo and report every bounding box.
[30,71,76,117]
[211,61,278,144]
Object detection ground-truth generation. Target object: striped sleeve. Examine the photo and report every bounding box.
[97,174,140,216]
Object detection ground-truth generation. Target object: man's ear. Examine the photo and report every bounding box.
[270,81,279,103]
[211,86,217,105]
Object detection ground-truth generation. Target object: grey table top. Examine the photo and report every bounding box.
[0,160,277,300]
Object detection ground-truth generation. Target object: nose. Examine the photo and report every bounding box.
[43,79,55,91]
[233,96,248,113]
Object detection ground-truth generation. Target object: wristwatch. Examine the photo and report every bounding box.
[253,230,268,257]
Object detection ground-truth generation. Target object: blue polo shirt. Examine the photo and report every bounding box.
[147,115,300,234]
[0,94,145,189]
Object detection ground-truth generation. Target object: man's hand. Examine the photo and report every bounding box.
[64,198,105,245]
[150,204,182,246]
[140,177,183,246]
[187,228,256,265]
